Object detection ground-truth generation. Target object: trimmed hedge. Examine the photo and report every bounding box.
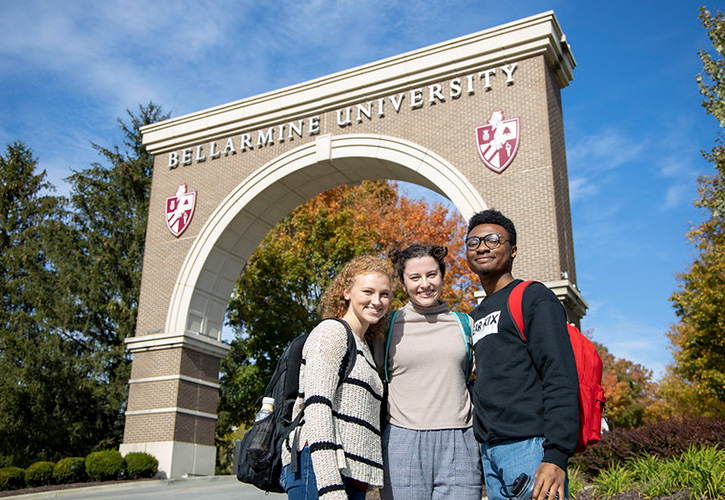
[85,450,125,481]
[24,461,55,487]
[53,457,87,484]
[0,467,25,491]
[124,452,158,479]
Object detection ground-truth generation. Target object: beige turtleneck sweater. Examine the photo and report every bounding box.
[375,300,474,430]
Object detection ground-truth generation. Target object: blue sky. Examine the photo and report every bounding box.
[0,1,718,380]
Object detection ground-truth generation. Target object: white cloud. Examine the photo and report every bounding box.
[568,127,646,175]
[567,128,646,202]
[584,305,675,381]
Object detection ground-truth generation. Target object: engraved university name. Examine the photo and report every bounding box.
[167,63,517,169]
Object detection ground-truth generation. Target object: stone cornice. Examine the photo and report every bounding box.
[141,11,574,155]
[124,331,230,359]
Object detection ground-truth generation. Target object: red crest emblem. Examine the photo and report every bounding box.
[475,109,520,173]
[165,184,197,237]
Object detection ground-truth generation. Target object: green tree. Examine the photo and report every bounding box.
[54,102,170,447]
[216,180,472,468]
[665,8,725,418]
[0,142,101,466]
[0,103,169,467]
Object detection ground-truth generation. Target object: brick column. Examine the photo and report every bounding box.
[119,332,230,478]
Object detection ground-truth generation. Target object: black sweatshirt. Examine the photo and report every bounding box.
[470,279,579,470]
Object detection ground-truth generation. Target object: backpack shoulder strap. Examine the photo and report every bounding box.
[290,318,355,471]
[323,318,358,385]
[507,280,534,342]
[383,310,399,383]
[453,312,473,379]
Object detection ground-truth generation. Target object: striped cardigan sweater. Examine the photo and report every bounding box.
[282,319,384,498]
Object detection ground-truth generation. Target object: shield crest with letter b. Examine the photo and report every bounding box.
[165,183,197,237]
[475,109,520,173]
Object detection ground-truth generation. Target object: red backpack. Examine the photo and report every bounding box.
[508,280,606,453]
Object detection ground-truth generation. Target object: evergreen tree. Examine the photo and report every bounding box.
[56,103,170,446]
[665,8,725,418]
[0,103,169,466]
[0,142,100,466]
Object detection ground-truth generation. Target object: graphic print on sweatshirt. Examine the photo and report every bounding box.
[472,310,501,344]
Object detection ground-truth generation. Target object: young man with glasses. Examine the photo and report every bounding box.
[465,209,578,500]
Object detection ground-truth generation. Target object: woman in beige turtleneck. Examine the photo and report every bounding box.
[376,244,482,500]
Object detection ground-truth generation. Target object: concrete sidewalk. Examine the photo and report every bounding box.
[9,476,282,500]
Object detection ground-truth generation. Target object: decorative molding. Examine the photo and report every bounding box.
[124,331,230,359]
[140,11,574,155]
[543,279,589,320]
[165,133,488,338]
[125,407,218,420]
[128,374,221,390]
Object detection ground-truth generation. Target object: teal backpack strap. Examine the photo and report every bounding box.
[453,312,473,379]
[383,310,399,383]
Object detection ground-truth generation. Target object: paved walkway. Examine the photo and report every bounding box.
[10,476,280,500]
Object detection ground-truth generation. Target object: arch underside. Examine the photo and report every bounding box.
[166,133,486,340]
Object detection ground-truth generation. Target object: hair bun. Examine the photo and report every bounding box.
[432,245,448,260]
[388,247,402,264]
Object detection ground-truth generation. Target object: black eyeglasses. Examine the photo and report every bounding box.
[465,233,507,250]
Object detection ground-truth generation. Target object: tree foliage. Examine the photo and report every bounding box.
[0,104,167,466]
[0,142,80,466]
[593,340,656,429]
[0,143,112,466]
[217,180,473,437]
[55,102,169,449]
[665,8,725,418]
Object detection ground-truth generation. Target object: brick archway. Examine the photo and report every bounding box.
[121,12,586,477]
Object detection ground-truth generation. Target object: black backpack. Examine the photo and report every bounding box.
[234,318,357,493]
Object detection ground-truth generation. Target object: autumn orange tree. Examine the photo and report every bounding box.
[661,8,725,419]
[592,340,657,429]
[217,180,473,442]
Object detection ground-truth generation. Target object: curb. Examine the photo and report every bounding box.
[7,475,237,499]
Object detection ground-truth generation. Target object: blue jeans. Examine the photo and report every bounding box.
[280,446,366,500]
[480,437,568,500]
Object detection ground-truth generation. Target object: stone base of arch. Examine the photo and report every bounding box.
[121,333,229,478]
[119,441,216,479]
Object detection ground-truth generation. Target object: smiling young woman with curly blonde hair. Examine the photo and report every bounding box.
[281,254,394,500]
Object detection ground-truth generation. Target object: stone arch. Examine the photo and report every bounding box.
[167,133,486,340]
[121,11,588,478]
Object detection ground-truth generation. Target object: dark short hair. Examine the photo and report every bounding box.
[388,244,448,282]
[467,209,517,246]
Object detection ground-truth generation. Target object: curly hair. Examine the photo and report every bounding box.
[466,208,517,246]
[317,254,394,340]
[388,244,448,282]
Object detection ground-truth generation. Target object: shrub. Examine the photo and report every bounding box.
[0,467,25,491]
[628,454,676,498]
[24,461,55,487]
[674,445,725,499]
[85,450,125,481]
[571,416,725,476]
[124,452,158,479]
[567,466,585,498]
[592,464,635,497]
[53,457,87,484]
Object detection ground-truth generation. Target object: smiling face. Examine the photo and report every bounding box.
[343,272,392,331]
[402,256,444,308]
[465,223,517,279]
